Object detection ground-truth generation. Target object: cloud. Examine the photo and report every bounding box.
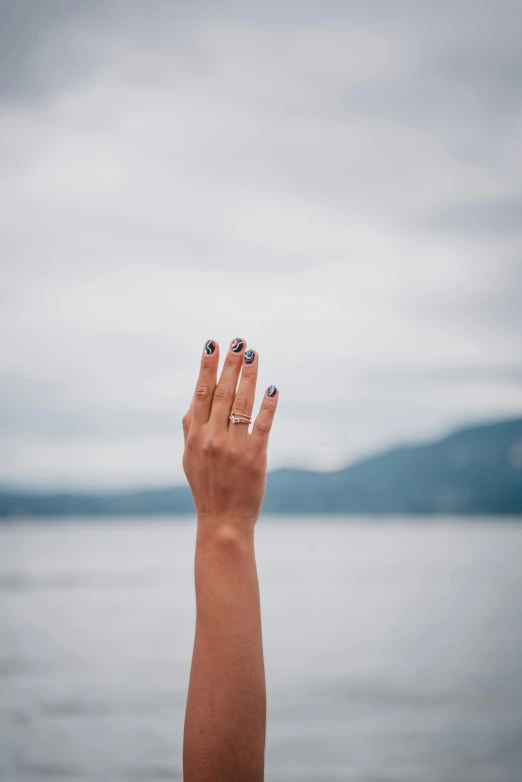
[433,194,522,235]
[1,0,521,488]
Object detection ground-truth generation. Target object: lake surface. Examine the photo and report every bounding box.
[1,517,522,781]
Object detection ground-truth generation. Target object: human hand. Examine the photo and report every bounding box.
[182,338,278,533]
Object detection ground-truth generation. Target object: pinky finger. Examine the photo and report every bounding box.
[250,385,278,452]
[182,397,194,445]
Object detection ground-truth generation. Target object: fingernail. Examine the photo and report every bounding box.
[267,385,277,397]
[204,339,216,355]
[244,348,255,365]
[230,338,244,353]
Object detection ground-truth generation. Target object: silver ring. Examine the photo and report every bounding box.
[229,413,251,425]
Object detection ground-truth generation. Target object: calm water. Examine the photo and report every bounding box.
[1,517,522,782]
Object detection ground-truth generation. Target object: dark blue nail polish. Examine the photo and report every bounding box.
[244,349,255,365]
[205,340,216,355]
[231,338,244,353]
[267,385,277,397]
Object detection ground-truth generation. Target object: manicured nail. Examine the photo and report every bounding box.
[244,349,255,365]
[204,340,216,355]
[267,385,277,397]
[230,338,244,353]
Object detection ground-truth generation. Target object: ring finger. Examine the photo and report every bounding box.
[229,348,258,438]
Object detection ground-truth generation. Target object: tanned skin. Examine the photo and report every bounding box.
[182,338,278,782]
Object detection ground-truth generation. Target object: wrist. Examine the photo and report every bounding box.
[196,518,255,551]
[194,521,257,603]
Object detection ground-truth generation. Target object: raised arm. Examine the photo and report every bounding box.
[182,338,278,782]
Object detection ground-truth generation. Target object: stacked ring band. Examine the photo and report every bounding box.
[229,412,252,425]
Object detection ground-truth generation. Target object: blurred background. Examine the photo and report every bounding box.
[1,1,522,780]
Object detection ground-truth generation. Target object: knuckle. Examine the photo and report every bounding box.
[255,418,270,435]
[223,354,237,370]
[256,418,270,434]
[213,383,230,401]
[181,414,190,429]
[227,445,241,462]
[200,356,214,371]
[202,436,221,456]
[194,382,210,401]
[233,395,250,414]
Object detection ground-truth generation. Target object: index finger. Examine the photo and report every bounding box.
[192,339,219,428]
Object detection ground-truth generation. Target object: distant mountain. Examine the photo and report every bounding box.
[263,418,522,515]
[0,485,194,518]
[1,418,522,517]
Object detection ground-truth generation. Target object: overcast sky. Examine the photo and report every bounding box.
[1,0,521,489]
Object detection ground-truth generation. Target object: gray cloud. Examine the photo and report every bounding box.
[0,0,108,103]
[1,0,521,488]
[433,194,522,235]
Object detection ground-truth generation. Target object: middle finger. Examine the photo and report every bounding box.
[209,337,246,429]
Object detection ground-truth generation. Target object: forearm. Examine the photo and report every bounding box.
[183,523,266,782]
[181,337,277,779]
